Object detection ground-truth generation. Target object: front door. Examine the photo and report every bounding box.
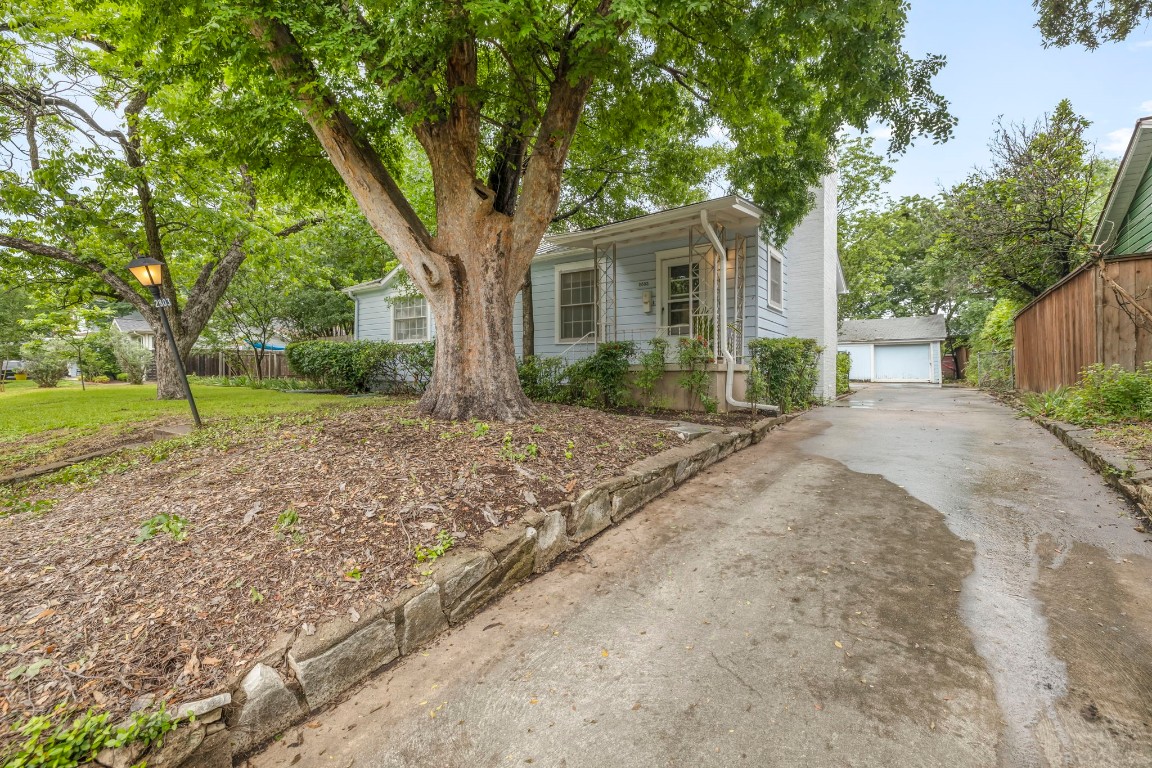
[664,259,704,337]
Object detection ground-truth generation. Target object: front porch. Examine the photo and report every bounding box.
[534,196,778,371]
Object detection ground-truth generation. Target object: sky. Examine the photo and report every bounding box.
[875,0,1152,200]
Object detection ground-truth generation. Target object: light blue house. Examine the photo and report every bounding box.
[346,178,844,409]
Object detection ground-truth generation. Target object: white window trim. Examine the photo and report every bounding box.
[554,259,596,344]
[390,295,430,343]
[657,252,692,336]
[767,246,784,312]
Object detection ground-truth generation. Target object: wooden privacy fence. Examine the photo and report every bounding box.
[186,351,294,380]
[1015,254,1152,392]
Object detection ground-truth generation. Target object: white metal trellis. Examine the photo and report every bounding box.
[593,241,617,342]
[732,233,746,362]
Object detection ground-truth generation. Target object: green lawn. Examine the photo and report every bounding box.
[0,380,377,442]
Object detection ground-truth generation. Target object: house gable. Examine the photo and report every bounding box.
[1096,116,1152,255]
[1116,158,1152,255]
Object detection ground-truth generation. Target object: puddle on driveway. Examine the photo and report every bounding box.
[797,385,1152,767]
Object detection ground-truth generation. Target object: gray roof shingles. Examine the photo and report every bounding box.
[839,315,947,343]
[112,312,153,335]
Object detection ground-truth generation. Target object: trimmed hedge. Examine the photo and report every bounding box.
[747,337,823,413]
[285,340,435,393]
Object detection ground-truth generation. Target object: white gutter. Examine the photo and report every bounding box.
[699,210,778,415]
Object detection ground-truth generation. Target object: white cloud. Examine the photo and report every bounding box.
[1131,39,1152,49]
[1141,100,1152,113]
[1102,128,1131,156]
[871,125,894,141]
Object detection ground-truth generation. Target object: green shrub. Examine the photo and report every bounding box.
[1023,363,1152,426]
[567,341,636,408]
[19,339,71,388]
[108,327,152,385]
[285,340,434,393]
[747,337,823,413]
[517,355,571,403]
[676,336,712,411]
[115,373,128,382]
[836,351,851,396]
[635,337,669,410]
[79,331,119,381]
[92,375,111,384]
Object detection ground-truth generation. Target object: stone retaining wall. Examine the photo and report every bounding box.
[1031,416,1152,520]
[98,414,797,768]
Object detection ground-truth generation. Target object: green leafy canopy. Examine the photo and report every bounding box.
[110,0,955,241]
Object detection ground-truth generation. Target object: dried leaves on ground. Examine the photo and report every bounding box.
[0,400,675,751]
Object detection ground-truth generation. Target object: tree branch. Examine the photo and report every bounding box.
[0,234,151,316]
[552,173,612,223]
[248,16,444,291]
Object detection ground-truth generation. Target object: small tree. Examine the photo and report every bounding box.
[20,339,71,388]
[108,328,153,385]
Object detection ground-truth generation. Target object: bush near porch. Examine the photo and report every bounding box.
[747,337,824,413]
[286,337,829,415]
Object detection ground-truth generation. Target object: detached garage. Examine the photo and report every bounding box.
[838,316,946,385]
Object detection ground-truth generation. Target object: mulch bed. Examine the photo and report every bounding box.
[0,401,674,750]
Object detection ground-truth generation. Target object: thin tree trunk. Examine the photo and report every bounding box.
[521,272,534,359]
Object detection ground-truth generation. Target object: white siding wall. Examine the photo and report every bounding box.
[753,236,787,342]
[784,174,839,401]
[352,286,436,342]
[351,202,837,369]
[353,286,392,341]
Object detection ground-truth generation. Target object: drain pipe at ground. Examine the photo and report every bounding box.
[700,210,778,415]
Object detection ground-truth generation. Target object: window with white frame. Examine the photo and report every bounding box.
[558,267,596,342]
[393,296,428,341]
[769,251,783,310]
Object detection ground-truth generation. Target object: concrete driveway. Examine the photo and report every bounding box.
[247,385,1152,768]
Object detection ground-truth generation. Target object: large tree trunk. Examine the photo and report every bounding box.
[152,323,198,400]
[419,237,532,422]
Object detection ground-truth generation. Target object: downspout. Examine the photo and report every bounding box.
[699,210,778,414]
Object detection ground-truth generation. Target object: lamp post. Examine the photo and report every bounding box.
[126,256,202,428]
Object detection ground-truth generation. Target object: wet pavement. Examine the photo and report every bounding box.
[247,385,1152,768]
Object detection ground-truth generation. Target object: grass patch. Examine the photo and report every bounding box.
[0,382,369,442]
[0,381,394,478]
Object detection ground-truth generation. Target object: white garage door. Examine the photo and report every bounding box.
[874,344,931,382]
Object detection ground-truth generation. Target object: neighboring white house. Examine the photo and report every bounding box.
[112,312,156,350]
[346,178,845,407]
[838,316,946,385]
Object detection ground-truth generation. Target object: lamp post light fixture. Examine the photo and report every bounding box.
[126,256,202,428]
